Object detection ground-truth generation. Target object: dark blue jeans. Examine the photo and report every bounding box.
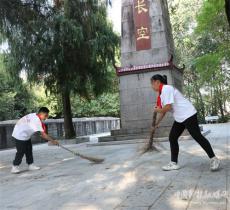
[169,114,215,163]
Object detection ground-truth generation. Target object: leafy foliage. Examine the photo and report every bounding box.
[71,93,119,118]
[169,0,230,122]
[0,55,36,120]
[0,0,119,137]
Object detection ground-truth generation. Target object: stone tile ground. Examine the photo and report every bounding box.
[0,123,229,210]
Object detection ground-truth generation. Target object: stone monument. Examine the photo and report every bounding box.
[99,0,183,142]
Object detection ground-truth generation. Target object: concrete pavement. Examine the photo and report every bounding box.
[0,123,229,210]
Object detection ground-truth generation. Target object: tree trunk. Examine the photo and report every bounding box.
[192,71,205,121]
[211,88,215,114]
[218,98,225,118]
[217,84,225,118]
[226,0,230,27]
[61,88,76,139]
[197,88,205,120]
[213,88,218,115]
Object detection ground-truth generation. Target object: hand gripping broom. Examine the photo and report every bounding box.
[59,144,104,163]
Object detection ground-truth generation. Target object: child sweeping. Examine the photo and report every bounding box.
[11,107,59,173]
[151,74,220,171]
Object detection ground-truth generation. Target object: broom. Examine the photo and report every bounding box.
[141,111,160,154]
[59,144,105,163]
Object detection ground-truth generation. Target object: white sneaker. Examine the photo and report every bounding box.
[28,164,40,171]
[11,165,20,174]
[162,161,180,171]
[210,156,220,171]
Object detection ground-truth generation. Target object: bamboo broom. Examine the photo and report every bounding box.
[59,144,104,163]
[141,111,160,154]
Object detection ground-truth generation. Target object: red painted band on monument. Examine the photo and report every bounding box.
[118,62,170,72]
[115,61,184,76]
[133,0,151,51]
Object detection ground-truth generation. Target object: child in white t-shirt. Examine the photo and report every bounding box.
[151,74,220,171]
[11,107,59,174]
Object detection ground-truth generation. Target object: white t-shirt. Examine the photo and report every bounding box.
[160,85,197,122]
[12,113,44,141]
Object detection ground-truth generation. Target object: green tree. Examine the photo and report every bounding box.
[225,0,230,26]
[169,0,230,122]
[0,54,36,120]
[194,0,230,120]
[0,0,119,137]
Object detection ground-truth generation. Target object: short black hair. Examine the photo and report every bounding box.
[151,74,168,84]
[38,107,49,114]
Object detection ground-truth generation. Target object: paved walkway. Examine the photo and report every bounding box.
[0,123,229,210]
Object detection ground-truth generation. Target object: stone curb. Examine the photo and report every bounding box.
[86,130,211,147]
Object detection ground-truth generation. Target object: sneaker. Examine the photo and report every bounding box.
[162,161,180,171]
[28,164,40,171]
[11,165,20,174]
[210,156,220,171]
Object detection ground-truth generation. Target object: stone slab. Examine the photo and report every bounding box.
[90,130,210,146]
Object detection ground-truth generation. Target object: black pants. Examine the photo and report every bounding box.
[169,113,215,163]
[13,139,33,166]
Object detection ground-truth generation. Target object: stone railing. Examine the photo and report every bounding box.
[0,117,120,149]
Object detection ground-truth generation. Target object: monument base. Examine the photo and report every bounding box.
[98,126,191,142]
[117,64,183,128]
[98,64,184,142]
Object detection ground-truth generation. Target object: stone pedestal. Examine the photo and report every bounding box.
[119,69,182,130]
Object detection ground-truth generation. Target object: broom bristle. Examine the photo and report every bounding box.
[77,153,105,163]
[59,144,105,163]
[140,112,160,154]
[140,142,159,154]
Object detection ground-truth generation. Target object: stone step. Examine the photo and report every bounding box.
[99,134,148,142]
[99,126,204,142]
[92,130,211,146]
[111,127,151,136]
[99,131,188,142]
[111,126,174,137]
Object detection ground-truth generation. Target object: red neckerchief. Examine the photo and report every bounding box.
[36,114,47,133]
[156,83,164,108]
